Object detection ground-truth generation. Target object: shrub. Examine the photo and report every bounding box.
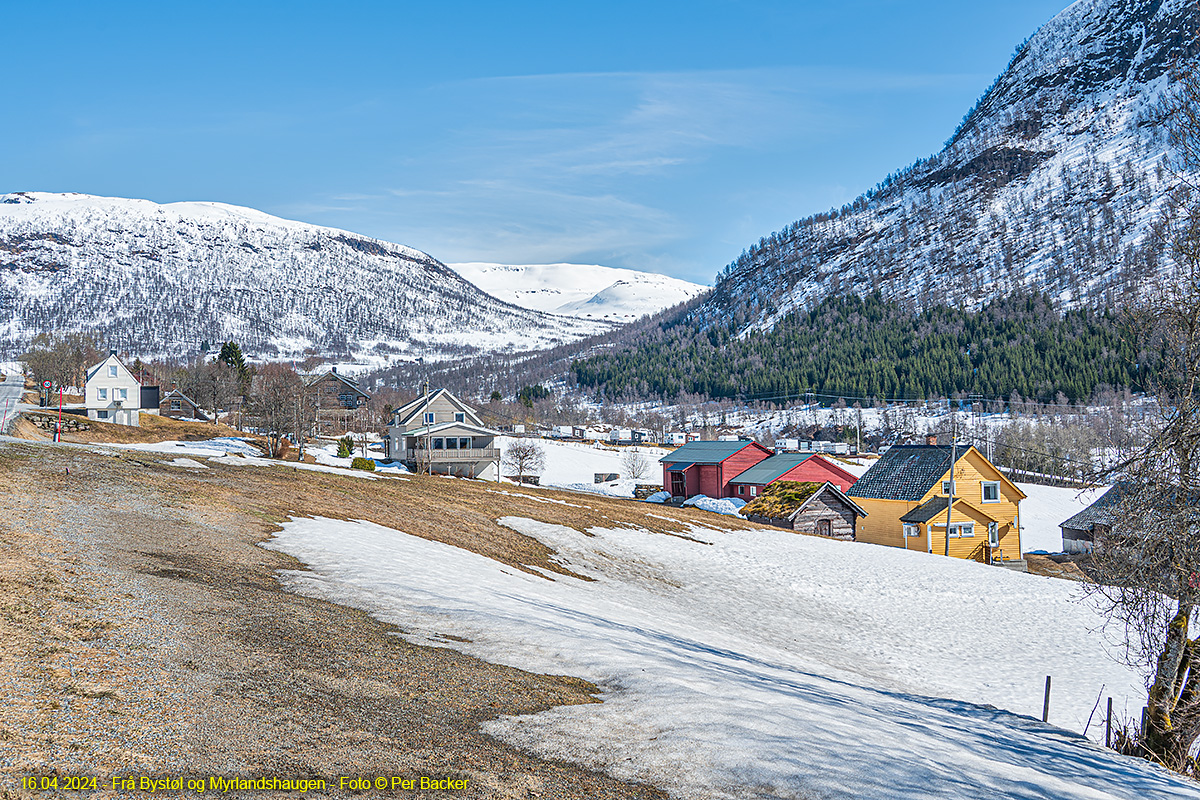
[351,457,376,471]
[337,436,354,458]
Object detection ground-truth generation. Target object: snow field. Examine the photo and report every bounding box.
[265,515,1194,800]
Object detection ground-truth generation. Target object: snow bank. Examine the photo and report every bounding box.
[644,491,670,503]
[1017,482,1109,553]
[110,437,263,458]
[682,494,746,516]
[266,516,1185,799]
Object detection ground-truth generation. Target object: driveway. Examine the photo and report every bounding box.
[0,371,27,433]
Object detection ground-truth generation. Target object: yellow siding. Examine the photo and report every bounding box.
[851,447,1023,561]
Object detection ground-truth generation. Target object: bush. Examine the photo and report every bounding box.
[351,457,375,471]
[337,436,354,458]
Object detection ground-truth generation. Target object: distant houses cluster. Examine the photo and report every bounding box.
[657,435,1025,566]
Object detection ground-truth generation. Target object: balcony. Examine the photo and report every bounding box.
[404,448,500,462]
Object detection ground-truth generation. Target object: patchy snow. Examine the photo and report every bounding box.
[496,436,670,498]
[644,491,671,503]
[109,437,263,457]
[266,515,1192,800]
[449,262,708,322]
[1018,483,1110,553]
[166,457,208,469]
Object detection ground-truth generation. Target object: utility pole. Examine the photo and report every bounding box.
[422,380,431,475]
[945,411,957,557]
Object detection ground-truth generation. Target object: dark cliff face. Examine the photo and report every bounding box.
[699,0,1199,332]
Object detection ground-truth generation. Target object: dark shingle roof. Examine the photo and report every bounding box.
[728,453,814,485]
[900,496,950,523]
[847,445,958,502]
[659,440,757,465]
[1060,485,1127,533]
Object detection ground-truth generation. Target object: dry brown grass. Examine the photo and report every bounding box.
[12,411,263,449]
[0,441,769,796]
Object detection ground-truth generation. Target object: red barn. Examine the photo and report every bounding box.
[727,453,858,500]
[660,440,773,499]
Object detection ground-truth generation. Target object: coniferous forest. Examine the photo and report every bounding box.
[571,292,1140,405]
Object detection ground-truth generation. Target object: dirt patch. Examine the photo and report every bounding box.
[0,442,762,797]
[1026,554,1092,582]
[11,411,263,449]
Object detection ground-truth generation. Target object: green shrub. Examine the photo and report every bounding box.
[351,457,376,472]
[337,436,354,458]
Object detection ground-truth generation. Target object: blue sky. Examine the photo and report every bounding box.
[3,1,1070,284]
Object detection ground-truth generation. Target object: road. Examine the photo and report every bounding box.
[0,371,27,433]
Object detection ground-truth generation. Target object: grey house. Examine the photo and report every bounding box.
[1059,485,1127,554]
[384,389,500,479]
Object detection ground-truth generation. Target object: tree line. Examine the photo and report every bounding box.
[570,291,1140,406]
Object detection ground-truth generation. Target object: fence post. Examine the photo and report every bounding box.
[1106,697,1113,748]
[1042,676,1052,723]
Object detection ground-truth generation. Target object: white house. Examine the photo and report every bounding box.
[384,389,500,479]
[85,352,142,426]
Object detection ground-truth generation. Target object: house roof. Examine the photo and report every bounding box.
[393,388,480,426]
[793,483,869,520]
[307,370,369,397]
[847,445,961,502]
[161,389,201,407]
[741,480,868,520]
[728,453,814,484]
[900,496,951,523]
[86,353,137,383]
[1060,485,1127,532]
[659,440,761,465]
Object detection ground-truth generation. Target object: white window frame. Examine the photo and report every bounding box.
[108,365,118,377]
[988,521,1000,547]
[454,412,465,423]
[750,486,758,497]
[459,438,471,450]
[97,388,108,401]
[981,481,1000,503]
[116,388,127,402]
[941,480,952,495]
[170,399,181,411]
[904,523,921,538]
[432,437,444,450]
[948,522,975,538]
[424,412,435,424]
[737,485,746,496]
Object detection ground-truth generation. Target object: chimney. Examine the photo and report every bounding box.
[331,366,338,374]
[926,434,938,446]
[110,349,117,356]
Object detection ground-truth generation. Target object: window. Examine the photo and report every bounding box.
[446,437,459,450]
[424,412,435,424]
[941,480,952,495]
[948,523,975,538]
[432,438,444,450]
[904,523,921,538]
[170,400,181,411]
[750,486,758,497]
[982,482,1000,503]
[97,388,108,401]
[988,521,1000,547]
[116,388,127,401]
[97,410,108,419]
[454,412,465,423]
[459,438,471,450]
[738,485,746,496]
[108,365,118,377]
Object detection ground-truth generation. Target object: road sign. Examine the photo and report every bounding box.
[42,380,52,389]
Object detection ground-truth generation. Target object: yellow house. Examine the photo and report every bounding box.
[847,443,1025,563]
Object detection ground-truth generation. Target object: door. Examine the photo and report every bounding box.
[671,472,686,497]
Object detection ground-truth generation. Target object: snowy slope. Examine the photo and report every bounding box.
[704,0,1198,329]
[268,516,1195,800]
[449,262,708,321]
[0,193,613,361]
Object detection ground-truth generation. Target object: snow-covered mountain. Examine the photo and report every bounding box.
[448,262,708,321]
[703,0,1198,330]
[0,193,614,362]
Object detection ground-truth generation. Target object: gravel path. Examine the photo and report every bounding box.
[0,442,670,799]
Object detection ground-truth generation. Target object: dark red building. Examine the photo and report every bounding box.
[659,440,773,499]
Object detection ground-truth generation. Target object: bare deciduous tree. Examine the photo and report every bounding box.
[248,363,302,458]
[1087,61,1200,771]
[621,448,650,480]
[503,439,545,484]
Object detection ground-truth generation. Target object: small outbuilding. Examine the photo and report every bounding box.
[1059,485,1126,554]
[741,481,867,540]
[159,388,209,420]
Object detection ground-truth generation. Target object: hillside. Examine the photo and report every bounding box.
[700,0,1198,329]
[448,262,709,322]
[0,193,613,362]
